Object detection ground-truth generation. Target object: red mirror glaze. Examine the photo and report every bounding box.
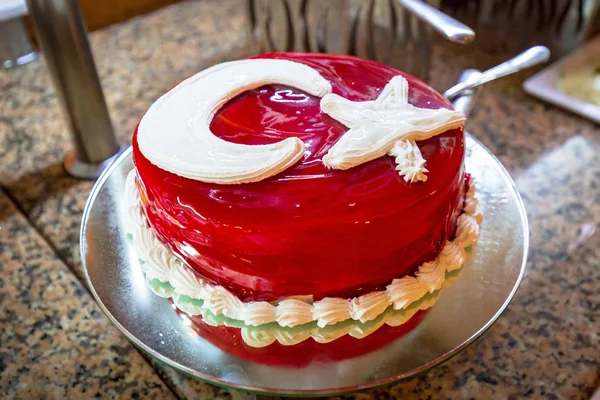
[133,53,465,302]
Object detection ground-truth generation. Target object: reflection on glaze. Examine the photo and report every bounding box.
[133,53,466,302]
[270,89,311,104]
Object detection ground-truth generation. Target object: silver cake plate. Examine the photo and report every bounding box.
[81,134,528,396]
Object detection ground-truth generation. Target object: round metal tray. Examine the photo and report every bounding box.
[81,134,528,396]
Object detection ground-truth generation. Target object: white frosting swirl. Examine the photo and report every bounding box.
[350,291,390,323]
[386,276,429,310]
[312,298,353,328]
[440,241,466,272]
[241,328,277,348]
[276,299,313,327]
[455,214,480,247]
[386,305,421,327]
[463,196,478,215]
[202,285,245,320]
[388,139,429,182]
[464,196,483,224]
[136,232,171,282]
[312,326,352,344]
[125,171,144,227]
[243,302,277,327]
[467,176,476,198]
[170,261,204,298]
[416,260,446,293]
[124,170,482,345]
[349,319,386,339]
[276,330,312,346]
[241,292,442,347]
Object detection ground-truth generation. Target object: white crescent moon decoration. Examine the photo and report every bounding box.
[137,60,465,185]
[137,59,332,184]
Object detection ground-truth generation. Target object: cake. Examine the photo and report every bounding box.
[124,53,482,364]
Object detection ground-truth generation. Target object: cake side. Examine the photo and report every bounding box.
[124,170,481,347]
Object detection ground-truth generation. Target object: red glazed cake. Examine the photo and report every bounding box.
[124,53,482,360]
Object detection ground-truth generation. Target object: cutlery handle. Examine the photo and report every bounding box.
[397,0,475,44]
[444,46,551,99]
[479,46,551,85]
[451,69,482,117]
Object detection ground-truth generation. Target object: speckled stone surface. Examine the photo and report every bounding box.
[0,191,176,399]
[0,0,254,281]
[0,0,599,399]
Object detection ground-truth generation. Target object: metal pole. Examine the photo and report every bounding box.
[26,0,120,179]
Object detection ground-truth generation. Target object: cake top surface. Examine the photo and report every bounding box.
[133,53,465,225]
[136,52,463,185]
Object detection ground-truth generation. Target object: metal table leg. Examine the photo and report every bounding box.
[26,0,120,180]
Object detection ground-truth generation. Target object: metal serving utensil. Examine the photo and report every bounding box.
[444,45,551,100]
[451,69,483,117]
[398,0,475,44]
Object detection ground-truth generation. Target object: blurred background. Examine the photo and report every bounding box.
[4,0,599,73]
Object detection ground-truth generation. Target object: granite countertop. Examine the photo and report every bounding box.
[0,0,598,398]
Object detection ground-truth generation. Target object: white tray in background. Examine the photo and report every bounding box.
[0,0,26,21]
[523,35,600,124]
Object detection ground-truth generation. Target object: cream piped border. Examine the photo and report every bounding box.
[124,170,482,339]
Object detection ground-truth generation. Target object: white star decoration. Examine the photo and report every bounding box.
[320,75,465,182]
